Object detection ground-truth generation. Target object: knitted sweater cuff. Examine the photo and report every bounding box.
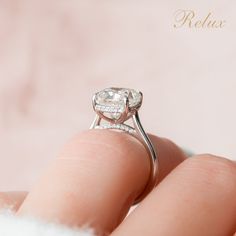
[0,211,95,236]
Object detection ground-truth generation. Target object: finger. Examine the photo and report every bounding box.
[112,155,236,236]
[18,130,186,235]
[0,191,27,211]
[148,134,186,183]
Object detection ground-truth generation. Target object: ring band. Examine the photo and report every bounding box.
[90,87,158,205]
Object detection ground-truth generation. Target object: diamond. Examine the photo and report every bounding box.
[95,88,141,108]
[94,88,142,121]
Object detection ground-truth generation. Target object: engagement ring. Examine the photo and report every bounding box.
[90,87,158,204]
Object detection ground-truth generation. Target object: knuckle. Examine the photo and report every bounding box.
[182,154,236,191]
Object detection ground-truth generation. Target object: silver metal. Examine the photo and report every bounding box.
[90,88,158,205]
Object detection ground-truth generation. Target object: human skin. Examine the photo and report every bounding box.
[0,129,236,235]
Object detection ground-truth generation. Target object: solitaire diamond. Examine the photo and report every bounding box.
[93,88,142,121]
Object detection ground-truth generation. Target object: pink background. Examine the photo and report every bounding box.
[0,0,235,190]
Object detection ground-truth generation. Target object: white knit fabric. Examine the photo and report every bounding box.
[0,211,95,236]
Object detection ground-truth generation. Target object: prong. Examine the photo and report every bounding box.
[139,91,143,105]
[89,114,101,129]
[124,94,129,114]
[135,91,143,111]
[92,93,97,111]
[115,95,129,124]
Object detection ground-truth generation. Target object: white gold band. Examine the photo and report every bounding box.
[90,87,158,205]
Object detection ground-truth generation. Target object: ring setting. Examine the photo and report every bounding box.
[90,87,158,204]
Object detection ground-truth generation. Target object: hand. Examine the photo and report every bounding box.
[1,130,236,236]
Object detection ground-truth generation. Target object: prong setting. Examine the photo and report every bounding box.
[92,87,142,123]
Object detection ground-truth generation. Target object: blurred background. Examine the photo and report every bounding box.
[0,0,235,190]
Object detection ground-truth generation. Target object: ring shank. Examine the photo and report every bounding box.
[90,111,158,205]
[131,112,158,204]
